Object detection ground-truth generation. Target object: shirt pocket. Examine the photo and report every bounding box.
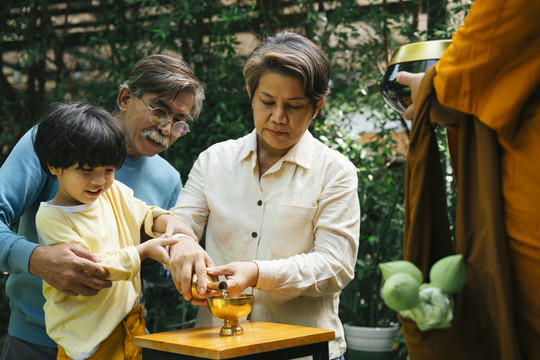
[269,204,317,258]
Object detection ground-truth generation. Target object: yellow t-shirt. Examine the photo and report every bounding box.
[36,180,169,359]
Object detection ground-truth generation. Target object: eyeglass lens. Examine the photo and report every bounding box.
[149,108,189,137]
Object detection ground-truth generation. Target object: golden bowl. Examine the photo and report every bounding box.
[380,39,451,115]
[207,294,254,336]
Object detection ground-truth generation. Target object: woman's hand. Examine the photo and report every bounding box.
[206,261,259,294]
[168,237,214,305]
[154,213,198,241]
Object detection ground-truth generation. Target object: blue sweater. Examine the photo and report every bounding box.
[0,127,182,348]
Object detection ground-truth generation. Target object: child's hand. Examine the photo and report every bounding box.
[137,237,178,265]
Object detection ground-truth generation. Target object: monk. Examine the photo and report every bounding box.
[396,0,540,359]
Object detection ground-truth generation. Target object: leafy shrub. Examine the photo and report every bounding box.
[315,109,406,328]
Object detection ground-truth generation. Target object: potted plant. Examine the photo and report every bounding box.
[316,112,407,359]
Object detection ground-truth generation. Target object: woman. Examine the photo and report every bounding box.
[171,31,360,360]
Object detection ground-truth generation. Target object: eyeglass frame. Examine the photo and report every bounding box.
[137,95,192,138]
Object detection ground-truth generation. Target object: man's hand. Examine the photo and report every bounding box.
[168,236,213,305]
[29,243,112,297]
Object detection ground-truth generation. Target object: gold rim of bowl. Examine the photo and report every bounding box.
[388,39,452,66]
[207,294,254,304]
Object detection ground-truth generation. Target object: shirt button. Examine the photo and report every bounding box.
[251,232,257,238]
[257,200,263,206]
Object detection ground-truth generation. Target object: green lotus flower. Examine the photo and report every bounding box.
[400,284,453,331]
[379,260,423,285]
[429,254,466,294]
[381,273,420,311]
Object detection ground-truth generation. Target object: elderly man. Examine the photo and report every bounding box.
[0,54,209,360]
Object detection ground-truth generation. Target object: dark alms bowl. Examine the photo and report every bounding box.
[380,39,451,115]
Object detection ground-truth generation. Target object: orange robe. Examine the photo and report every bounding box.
[402,0,540,359]
[434,0,540,358]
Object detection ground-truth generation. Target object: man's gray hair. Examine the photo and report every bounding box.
[120,54,205,118]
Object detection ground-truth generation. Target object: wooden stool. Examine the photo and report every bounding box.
[134,321,335,359]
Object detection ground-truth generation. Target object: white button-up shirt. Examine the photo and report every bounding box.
[173,129,360,358]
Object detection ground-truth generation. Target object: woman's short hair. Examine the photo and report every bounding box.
[120,54,205,118]
[243,31,330,109]
[33,102,126,177]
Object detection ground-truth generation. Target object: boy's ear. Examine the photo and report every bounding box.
[48,165,60,176]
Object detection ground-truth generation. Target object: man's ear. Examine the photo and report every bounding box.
[117,87,132,112]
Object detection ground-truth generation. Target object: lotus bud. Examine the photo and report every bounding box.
[379,260,423,285]
[429,254,466,294]
[381,273,420,311]
[400,284,453,331]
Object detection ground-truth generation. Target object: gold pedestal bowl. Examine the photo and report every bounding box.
[207,294,254,336]
[380,39,451,115]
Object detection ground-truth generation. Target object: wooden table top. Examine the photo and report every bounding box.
[134,321,335,359]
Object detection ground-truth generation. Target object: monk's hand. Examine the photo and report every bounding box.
[396,71,425,121]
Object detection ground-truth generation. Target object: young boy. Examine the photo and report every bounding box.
[32,102,195,360]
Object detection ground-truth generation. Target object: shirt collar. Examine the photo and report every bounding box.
[239,130,258,161]
[123,155,147,171]
[239,129,315,170]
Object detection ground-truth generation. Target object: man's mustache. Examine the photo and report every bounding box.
[141,128,170,148]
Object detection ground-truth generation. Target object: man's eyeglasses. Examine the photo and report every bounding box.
[138,96,191,138]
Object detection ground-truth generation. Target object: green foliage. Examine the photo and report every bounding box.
[316,110,406,328]
[142,282,198,333]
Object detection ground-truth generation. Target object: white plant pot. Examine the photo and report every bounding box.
[343,323,400,352]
